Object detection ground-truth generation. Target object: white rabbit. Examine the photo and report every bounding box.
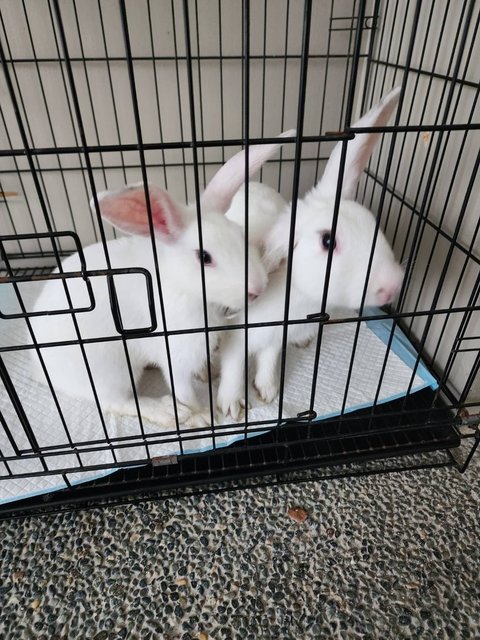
[217,87,405,420]
[30,131,294,428]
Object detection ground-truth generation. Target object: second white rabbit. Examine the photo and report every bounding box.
[217,88,405,420]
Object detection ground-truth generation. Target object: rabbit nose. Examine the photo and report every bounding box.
[248,283,265,301]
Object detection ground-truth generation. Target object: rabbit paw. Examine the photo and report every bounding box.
[217,396,248,422]
[253,379,279,405]
[184,411,211,429]
[157,396,217,429]
[148,395,192,426]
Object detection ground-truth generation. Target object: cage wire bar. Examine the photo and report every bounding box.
[0,0,479,517]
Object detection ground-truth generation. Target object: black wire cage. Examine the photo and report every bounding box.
[0,0,479,518]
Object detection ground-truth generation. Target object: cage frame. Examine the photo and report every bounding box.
[0,0,479,518]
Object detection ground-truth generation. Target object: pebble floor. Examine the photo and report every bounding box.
[1,453,479,639]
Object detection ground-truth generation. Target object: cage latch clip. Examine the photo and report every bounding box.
[151,455,178,467]
[305,311,330,322]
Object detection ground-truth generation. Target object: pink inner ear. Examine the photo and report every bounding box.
[98,186,183,240]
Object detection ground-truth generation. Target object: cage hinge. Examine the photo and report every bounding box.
[306,311,330,322]
[363,16,378,30]
[151,455,178,467]
[296,409,317,421]
[324,131,354,141]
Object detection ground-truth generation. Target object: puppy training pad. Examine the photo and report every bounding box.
[0,282,437,504]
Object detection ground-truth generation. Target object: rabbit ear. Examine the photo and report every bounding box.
[200,129,296,214]
[313,87,401,201]
[93,184,186,241]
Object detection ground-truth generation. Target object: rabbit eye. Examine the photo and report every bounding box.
[320,231,336,251]
[196,249,213,266]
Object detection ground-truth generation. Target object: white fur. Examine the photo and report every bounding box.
[30,133,293,428]
[217,87,405,419]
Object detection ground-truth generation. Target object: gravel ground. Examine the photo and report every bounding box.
[0,452,479,640]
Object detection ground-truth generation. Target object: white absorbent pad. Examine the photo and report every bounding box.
[0,282,437,504]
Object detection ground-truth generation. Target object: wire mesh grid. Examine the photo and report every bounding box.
[0,0,479,516]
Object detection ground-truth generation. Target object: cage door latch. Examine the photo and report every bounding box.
[151,455,178,466]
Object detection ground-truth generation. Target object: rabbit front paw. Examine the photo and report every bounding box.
[184,409,214,429]
[153,395,193,426]
[217,394,247,422]
[253,378,279,405]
